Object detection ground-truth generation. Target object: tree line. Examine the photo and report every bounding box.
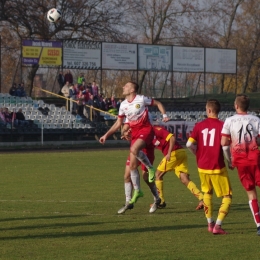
[0,0,259,98]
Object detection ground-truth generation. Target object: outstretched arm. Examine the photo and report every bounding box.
[152,100,169,122]
[99,117,124,144]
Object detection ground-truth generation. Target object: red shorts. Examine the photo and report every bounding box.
[131,126,154,146]
[126,144,155,171]
[236,164,260,191]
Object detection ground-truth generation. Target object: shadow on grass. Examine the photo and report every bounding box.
[0,221,106,232]
[0,214,86,222]
[0,224,206,240]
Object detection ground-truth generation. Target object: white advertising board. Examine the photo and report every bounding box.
[206,48,236,74]
[173,46,204,72]
[102,43,137,70]
[63,40,101,69]
[138,44,172,71]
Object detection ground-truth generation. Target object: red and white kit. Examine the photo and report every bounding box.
[222,113,260,190]
[222,114,260,166]
[118,95,154,145]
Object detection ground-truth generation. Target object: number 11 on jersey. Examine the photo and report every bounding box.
[201,128,216,146]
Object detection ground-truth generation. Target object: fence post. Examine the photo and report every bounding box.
[41,121,43,146]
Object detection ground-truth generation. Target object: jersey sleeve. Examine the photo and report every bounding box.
[221,118,231,137]
[118,102,125,118]
[143,95,153,106]
[188,124,198,143]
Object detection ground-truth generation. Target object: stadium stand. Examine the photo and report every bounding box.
[0,93,112,142]
[0,92,258,143]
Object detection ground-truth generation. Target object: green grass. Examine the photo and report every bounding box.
[0,149,259,260]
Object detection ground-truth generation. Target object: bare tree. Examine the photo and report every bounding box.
[0,0,129,95]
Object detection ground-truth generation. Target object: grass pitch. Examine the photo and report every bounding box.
[0,148,259,260]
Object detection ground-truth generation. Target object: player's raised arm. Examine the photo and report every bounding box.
[152,99,169,122]
[99,117,124,144]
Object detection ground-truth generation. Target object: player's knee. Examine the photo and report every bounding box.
[130,146,139,156]
[124,175,131,182]
[180,173,189,185]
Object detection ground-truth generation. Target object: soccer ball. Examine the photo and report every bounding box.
[47,8,61,23]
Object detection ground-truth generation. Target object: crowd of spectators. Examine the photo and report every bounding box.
[60,71,121,121]
[0,107,29,127]
[9,83,27,97]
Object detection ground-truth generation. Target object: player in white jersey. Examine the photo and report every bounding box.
[221,94,260,235]
[99,81,169,204]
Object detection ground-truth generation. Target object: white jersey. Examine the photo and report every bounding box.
[222,113,260,166]
[118,95,153,130]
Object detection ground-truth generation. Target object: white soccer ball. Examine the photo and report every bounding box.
[47,8,62,23]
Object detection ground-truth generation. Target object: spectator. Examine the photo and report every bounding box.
[61,81,70,98]
[16,83,27,97]
[77,73,85,85]
[15,108,29,126]
[86,94,99,121]
[99,97,107,111]
[92,81,99,97]
[3,107,12,125]
[116,99,122,111]
[110,95,117,109]
[9,83,17,96]
[83,88,90,102]
[57,71,65,94]
[76,90,85,116]
[86,82,92,94]
[20,83,27,97]
[64,70,73,84]
[69,83,78,114]
[0,108,6,125]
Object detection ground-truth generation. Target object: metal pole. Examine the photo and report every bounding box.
[41,121,43,145]
[0,36,2,93]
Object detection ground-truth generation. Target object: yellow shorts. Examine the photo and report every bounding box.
[199,169,232,197]
[157,149,188,178]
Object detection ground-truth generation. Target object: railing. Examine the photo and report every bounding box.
[33,87,117,122]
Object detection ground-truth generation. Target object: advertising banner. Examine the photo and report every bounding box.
[156,121,195,143]
[138,44,172,71]
[205,48,236,74]
[173,46,204,72]
[102,43,137,70]
[22,40,62,66]
[63,40,101,69]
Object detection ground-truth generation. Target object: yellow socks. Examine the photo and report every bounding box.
[155,180,165,203]
[187,181,204,201]
[203,193,213,219]
[216,197,232,225]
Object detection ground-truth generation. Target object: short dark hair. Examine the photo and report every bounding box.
[128,81,139,93]
[235,94,249,111]
[206,99,221,114]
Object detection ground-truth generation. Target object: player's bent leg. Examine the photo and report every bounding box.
[141,170,161,213]
[155,170,167,208]
[131,139,155,183]
[180,173,204,209]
